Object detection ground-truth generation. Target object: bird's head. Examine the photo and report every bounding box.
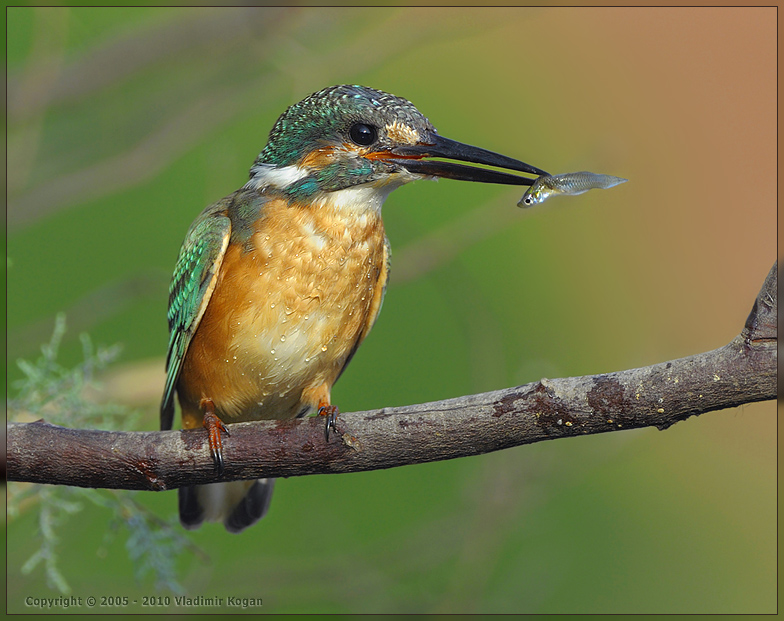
[247,85,548,208]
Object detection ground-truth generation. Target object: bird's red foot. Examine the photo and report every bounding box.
[200,398,229,475]
[317,401,339,442]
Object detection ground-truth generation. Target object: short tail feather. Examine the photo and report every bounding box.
[179,479,275,533]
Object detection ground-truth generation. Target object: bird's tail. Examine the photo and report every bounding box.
[179,479,275,533]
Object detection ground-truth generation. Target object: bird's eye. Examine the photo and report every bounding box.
[349,123,377,146]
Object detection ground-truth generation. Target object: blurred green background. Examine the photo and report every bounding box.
[6,6,776,614]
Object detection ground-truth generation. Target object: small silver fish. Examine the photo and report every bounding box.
[518,171,628,207]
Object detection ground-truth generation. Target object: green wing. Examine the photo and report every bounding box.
[160,201,231,430]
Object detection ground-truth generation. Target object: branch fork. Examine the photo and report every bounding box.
[7,263,777,491]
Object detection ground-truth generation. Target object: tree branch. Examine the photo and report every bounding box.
[7,262,777,492]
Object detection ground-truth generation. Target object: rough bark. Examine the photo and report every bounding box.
[7,262,776,492]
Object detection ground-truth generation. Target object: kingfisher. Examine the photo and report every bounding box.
[160,84,548,533]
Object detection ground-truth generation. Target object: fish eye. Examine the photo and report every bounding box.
[349,123,378,146]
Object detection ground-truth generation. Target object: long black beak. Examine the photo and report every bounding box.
[388,134,548,186]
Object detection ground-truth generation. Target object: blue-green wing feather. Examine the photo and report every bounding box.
[160,201,231,430]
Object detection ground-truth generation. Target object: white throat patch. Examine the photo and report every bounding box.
[245,163,308,190]
[316,170,423,215]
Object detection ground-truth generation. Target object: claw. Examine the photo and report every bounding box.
[317,402,339,442]
[200,398,229,475]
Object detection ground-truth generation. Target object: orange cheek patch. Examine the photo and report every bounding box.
[299,146,339,169]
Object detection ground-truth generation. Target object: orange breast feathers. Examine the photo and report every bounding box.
[176,198,389,426]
